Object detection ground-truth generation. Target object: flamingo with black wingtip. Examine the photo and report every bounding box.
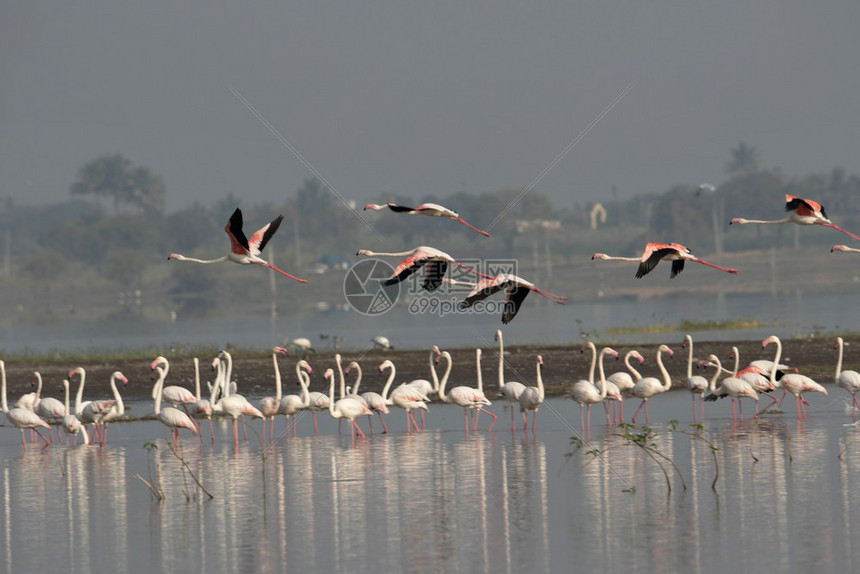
[730,194,860,240]
[168,207,308,283]
[592,242,739,278]
[363,202,490,237]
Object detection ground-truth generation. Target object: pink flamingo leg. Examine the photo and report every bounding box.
[586,405,592,434]
[820,223,860,241]
[312,412,319,434]
[691,395,698,423]
[452,217,491,237]
[692,259,740,274]
[377,413,389,434]
[351,420,366,439]
[260,263,309,283]
[631,400,647,424]
[232,419,239,446]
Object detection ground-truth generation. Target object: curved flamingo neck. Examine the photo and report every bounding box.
[731,347,740,376]
[0,361,7,413]
[335,355,346,399]
[437,352,455,401]
[350,363,363,394]
[297,370,310,406]
[685,336,694,379]
[193,358,201,401]
[326,372,340,417]
[475,350,484,392]
[380,363,397,402]
[656,348,672,391]
[33,372,43,400]
[707,357,723,392]
[836,337,845,379]
[153,367,166,415]
[271,352,283,403]
[766,337,783,387]
[597,349,610,399]
[429,349,440,392]
[586,342,597,383]
[73,368,86,414]
[110,373,125,416]
[535,358,544,397]
[63,380,71,414]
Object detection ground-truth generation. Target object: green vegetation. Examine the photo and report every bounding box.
[607,318,773,335]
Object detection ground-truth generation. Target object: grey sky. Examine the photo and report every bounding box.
[2,0,859,213]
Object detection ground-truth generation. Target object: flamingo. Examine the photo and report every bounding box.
[335,354,368,434]
[152,363,198,447]
[61,379,89,446]
[258,346,288,442]
[606,350,645,422]
[32,372,66,443]
[356,246,488,292]
[186,358,215,443]
[592,242,739,278]
[371,336,393,350]
[150,357,197,408]
[452,274,567,324]
[398,348,437,429]
[211,355,263,445]
[630,345,674,424]
[303,381,331,435]
[325,368,371,440]
[762,335,828,419]
[168,207,308,282]
[287,338,315,354]
[835,337,860,417]
[1,360,51,449]
[69,367,117,446]
[381,359,429,433]
[567,346,618,435]
[94,371,128,446]
[518,355,545,433]
[437,348,497,434]
[282,362,312,436]
[494,330,526,430]
[347,361,390,434]
[700,355,758,421]
[730,194,860,240]
[681,335,709,422]
[363,201,491,236]
[832,244,860,254]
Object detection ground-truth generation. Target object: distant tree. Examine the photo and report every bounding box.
[724,142,760,177]
[70,154,165,214]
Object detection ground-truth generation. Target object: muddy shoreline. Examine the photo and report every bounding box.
[2,337,851,404]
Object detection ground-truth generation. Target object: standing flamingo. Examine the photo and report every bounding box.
[356,246,489,292]
[398,347,437,430]
[437,349,497,434]
[630,345,675,424]
[567,346,618,435]
[33,372,66,443]
[832,244,860,254]
[355,362,390,434]
[152,363,198,448]
[730,194,860,240]
[325,368,371,440]
[210,356,263,445]
[150,357,197,408]
[835,337,860,417]
[681,335,709,422]
[168,207,308,282]
[258,347,288,443]
[94,372,128,446]
[592,242,739,278]
[392,359,433,433]
[606,350,645,422]
[495,330,526,430]
[1,360,51,449]
[61,379,89,446]
[69,367,116,446]
[762,335,829,419]
[518,355,545,433]
[700,355,758,421]
[282,363,312,436]
[186,358,215,444]
[363,201,491,236]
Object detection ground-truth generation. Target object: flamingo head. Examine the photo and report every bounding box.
[729,218,747,225]
[494,330,502,341]
[538,355,544,365]
[658,345,674,357]
[761,335,778,348]
[150,356,168,370]
[631,351,645,364]
[379,360,394,372]
[356,249,371,256]
[113,372,129,386]
[323,368,335,381]
[831,245,848,253]
[298,360,312,373]
[273,346,288,356]
[834,337,843,350]
[591,253,609,260]
[68,367,83,379]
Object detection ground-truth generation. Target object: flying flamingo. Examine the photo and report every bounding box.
[1,360,51,450]
[681,335,709,422]
[168,207,308,282]
[282,361,312,437]
[152,363,198,447]
[762,335,828,419]
[592,242,739,278]
[730,194,860,240]
[437,348,497,434]
[381,359,429,433]
[494,330,526,430]
[518,355,545,433]
[356,246,489,292]
[150,357,197,408]
[630,345,674,424]
[363,201,491,236]
[606,350,645,422]
[61,379,89,446]
[832,244,860,254]
[258,346,288,443]
[700,355,758,421]
[325,368,371,440]
[450,274,567,324]
[834,337,860,417]
[567,346,618,435]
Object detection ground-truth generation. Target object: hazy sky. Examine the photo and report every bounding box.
[2,0,859,212]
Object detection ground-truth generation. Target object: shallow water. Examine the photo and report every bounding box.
[2,389,860,574]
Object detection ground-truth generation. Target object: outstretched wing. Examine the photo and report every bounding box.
[670,259,685,278]
[383,253,429,286]
[422,260,448,292]
[248,215,283,255]
[385,203,417,213]
[636,247,675,278]
[458,277,508,309]
[501,285,530,324]
[226,208,250,254]
[786,195,827,219]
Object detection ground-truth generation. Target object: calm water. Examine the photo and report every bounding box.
[2,390,860,574]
